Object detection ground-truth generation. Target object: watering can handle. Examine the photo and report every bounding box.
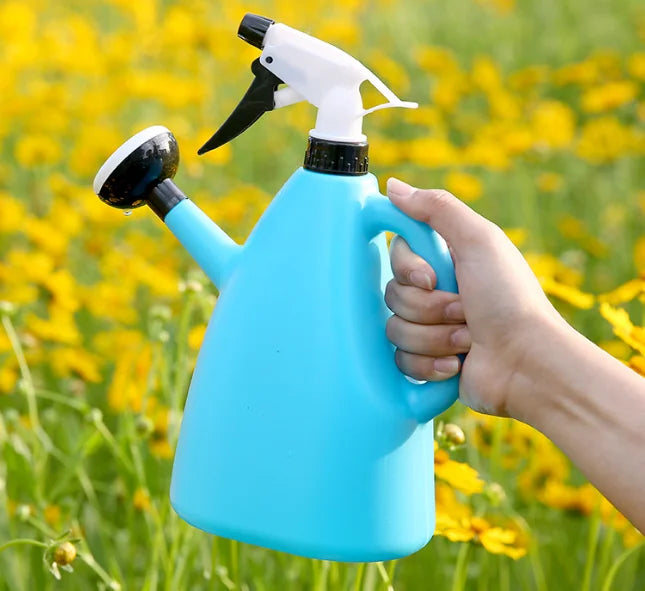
[363,194,460,423]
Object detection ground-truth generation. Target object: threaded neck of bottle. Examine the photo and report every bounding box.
[303,137,369,175]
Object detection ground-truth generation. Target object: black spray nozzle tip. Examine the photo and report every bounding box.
[238,14,274,49]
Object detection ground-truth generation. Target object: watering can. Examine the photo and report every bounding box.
[93,14,459,562]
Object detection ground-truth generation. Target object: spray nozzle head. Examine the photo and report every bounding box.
[238,14,274,49]
[93,126,186,220]
[198,14,417,156]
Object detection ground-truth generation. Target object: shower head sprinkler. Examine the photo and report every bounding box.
[93,126,186,220]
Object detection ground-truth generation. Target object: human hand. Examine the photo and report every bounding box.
[385,178,568,419]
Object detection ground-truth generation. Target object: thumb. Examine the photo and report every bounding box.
[387,177,487,251]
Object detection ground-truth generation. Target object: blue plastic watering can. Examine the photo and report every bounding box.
[93,14,459,562]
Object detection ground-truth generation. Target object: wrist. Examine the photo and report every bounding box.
[505,313,584,427]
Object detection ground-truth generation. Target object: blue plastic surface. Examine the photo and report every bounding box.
[168,168,459,561]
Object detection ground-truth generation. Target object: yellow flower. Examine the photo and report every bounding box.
[537,480,599,515]
[599,303,645,356]
[50,347,102,383]
[149,404,174,459]
[461,138,510,170]
[557,216,608,258]
[367,50,410,94]
[44,504,61,527]
[0,192,26,233]
[479,526,526,559]
[133,487,151,512]
[444,171,483,202]
[503,228,527,248]
[26,307,81,345]
[508,66,549,91]
[435,482,471,521]
[188,324,207,350]
[471,56,502,93]
[24,218,70,259]
[581,81,638,113]
[108,343,153,412]
[80,282,137,325]
[628,53,645,81]
[434,441,485,495]
[415,47,459,75]
[598,340,633,360]
[536,173,563,193]
[553,60,599,86]
[14,134,62,167]
[539,277,595,309]
[576,116,633,164]
[435,514,527,559]
[432,74,468,112]
[408,137,459,167]
[598,279,645,305]
[525,252,583,287]
[530,101,575,149]
[0,364,18,394]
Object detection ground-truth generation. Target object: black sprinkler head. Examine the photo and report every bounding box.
[93,126,186,220]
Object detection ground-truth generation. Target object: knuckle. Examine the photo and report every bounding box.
[411,355,437,381]
[419,292,439,319]
[432,189,455,211]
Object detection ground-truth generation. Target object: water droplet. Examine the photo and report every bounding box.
[124,210,132,217]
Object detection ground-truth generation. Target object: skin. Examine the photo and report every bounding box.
[385,177,645,534]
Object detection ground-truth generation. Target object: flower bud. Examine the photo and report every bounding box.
[0,301,16,317]
[134,414,154,438]
[16,504,32,521]
[443,423,466,446]
[53,542,76,566]
[85,408,103,424]
[484,482,506,506]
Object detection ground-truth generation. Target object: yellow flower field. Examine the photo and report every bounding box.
[0,0,643,589]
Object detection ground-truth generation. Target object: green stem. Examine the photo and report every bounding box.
[451,543,471,591]
[596,524,617,586]
[211,537,219,590]
[581,512,602,591]
[353,563,366,591]
[600,542,644,591]
[2,315,41,433]
[34,388,89,412]
[489,418,507,482]
[79,550,119,589]
[0,538,48,554]
[376,562,394,590]
[387,560,397,587]
[499,558,510,591]
[230,539,239,588]
[170,294,194,444]
[93,416,135,474]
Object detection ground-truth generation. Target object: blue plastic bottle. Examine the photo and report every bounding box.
[93,14,460,562]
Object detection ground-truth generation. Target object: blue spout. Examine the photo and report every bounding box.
[164,199,242,290]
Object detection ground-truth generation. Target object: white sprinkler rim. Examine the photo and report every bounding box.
[93,125,171,195]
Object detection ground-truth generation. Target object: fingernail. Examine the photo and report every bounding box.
[434,357,460,375]
[444,301,464,321]
[410,270,434,290]
[451,327,471,349]
[387,177,414,198]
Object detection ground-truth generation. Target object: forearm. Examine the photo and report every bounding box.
[510,317,645,532]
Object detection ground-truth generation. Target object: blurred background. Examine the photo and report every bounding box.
[0,0,643,589]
